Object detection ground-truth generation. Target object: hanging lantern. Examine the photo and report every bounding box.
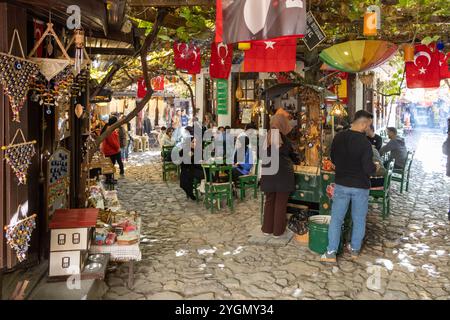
[74,28,85,75]
[403,44,414,62]
[238,42,251,51]
[363,5,381,37]
[330,102,348,117]
[75,104,84,118]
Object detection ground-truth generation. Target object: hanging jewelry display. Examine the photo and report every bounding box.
[1,129,37,185]
[4,205,37,262]
[47,147,70,217]
[0,29,40,122]
[28,22,73,81]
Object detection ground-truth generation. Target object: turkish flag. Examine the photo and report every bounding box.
[151,76,165,91]
[209,42,233,79]
[137,77,147,98]
[33,19,44,58]
[439,51,450,79]
[215,0,306,44]
[173,42,201,74]
[406,44,441,89]
[243,37,297,72]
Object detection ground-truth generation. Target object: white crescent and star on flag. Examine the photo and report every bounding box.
[216,42,229,65]
[264,41,276,49]
[414,50,432,74]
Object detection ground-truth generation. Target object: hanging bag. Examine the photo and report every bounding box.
[0,29,40,122]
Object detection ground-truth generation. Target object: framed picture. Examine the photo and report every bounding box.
[281,92,289,100]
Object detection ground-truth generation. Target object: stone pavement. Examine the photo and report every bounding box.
[102,129,450,300]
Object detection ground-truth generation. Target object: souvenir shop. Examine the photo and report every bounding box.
[0,2,142,295]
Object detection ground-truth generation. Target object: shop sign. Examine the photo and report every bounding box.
[303,11,326,51]
[216,79,228,115]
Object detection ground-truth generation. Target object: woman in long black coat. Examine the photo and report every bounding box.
[260,113,295,237]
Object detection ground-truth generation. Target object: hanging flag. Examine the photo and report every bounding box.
[406,44,441,89]
[173,42,201,74]
[151,76,165,91]
[328,72,348,104]
[439,51,450,79]
[209,42,233,79]
[243,37,297,72]
[137,77,147,98]
[215,0,306,44]
[33,19,44,58]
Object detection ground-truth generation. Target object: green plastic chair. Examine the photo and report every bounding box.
[237,158,259,200]
[161,145,179,181]
[202,164,234,213]
[392,151,414,193]
[369,160,395,219]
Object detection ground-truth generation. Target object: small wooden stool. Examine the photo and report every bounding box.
[141,135,149,151]
[133,137,143,152]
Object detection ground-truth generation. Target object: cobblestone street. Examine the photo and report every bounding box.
[103,129,450,300]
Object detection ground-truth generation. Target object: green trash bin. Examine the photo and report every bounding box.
[308,215,347,255]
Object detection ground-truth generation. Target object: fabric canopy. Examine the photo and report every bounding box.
[319,40,398,73]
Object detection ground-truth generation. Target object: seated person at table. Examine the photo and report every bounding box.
[380,127,407,169]
[232,136,253,182]
[367,124,382,151]
[160,127,175,147]
[179,136,204,201]
[370,145,387,188]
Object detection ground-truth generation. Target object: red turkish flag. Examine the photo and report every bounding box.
[243,37,297,72]
[209,42,233,79]
[406,44,441,89]
[173,42,201,74]
[439,51,450,79]
[137,77,147,98]
[33,19,44,58]
[151,76,165,91]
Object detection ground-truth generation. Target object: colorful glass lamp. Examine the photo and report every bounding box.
[319,40,398,73]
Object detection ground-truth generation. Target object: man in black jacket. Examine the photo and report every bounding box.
[367,124,382,151]
[321,110,378,263]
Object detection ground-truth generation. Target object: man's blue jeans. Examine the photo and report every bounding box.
[327,184,370,253]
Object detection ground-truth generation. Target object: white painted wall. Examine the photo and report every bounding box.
[195,68,208,123]
[355,74,363,112]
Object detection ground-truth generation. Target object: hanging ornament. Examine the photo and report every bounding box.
[238,42,251,51]
[403,43,414,62]
[363,5,381,36]
[1,129,37,185]
[436,41,445,51]
[74,28,85,75]
[28,23,73,82]
[75,103,84,118]
[0,29,39,122]
[4,206,37,262]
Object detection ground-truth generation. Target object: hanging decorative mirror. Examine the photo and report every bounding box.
[0,29,40,122]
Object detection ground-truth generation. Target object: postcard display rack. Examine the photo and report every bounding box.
[88,180,142,288]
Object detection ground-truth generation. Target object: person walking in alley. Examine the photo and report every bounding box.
[260,112,296,238]
[118,116,129,162]
[380,127,408,169]
[321,110,378,263]
[442,117,450,221]
[101,116,125,177]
